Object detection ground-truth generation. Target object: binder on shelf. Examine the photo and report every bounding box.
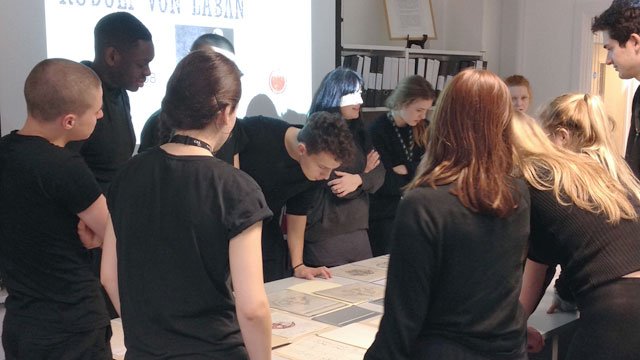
[374,55,384,107]
[362,56,372,89]
[436,60,449,92]
[408,58,416,76]
[390,57,400,89]
[356,55,364,75]
[416,58,426,78]
[425,58,435,84]
[431,59,440,86]
[365,56,380,107]
[398,57,407,81]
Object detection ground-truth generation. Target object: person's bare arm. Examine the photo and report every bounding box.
[100,215,121,316]
[230,221,272,360]
[76,195,109,249]
[286,214,331,279]
[519,259,549,316]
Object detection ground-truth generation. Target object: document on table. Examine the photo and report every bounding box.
[312,305,380,327]
[354,256,389,271]
[288,280,343,295]
[268,289,346,317]
[317,322,379,349]
[275,336,366,360]
[330,264,387,282]
[314,282,385,304]
[271,311,331,339]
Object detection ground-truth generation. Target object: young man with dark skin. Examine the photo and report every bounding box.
[592,0,640,177]
[238,112,355,282]
[0,58,111,359]
[68,11,155,192]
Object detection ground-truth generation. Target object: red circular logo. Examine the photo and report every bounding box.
[269,70,286,94]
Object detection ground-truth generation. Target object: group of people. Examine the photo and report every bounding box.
[1,1,640,359]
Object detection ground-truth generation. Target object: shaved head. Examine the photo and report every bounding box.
[24,58,102,122]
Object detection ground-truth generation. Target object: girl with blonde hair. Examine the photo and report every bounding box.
[512,108,640,360]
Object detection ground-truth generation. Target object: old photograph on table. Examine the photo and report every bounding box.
[271,311,331,339]
[268,289,346,317]
[329,263,387,282]
[274,336,366,360]
[314,282,385,304]
[352,256,389,271]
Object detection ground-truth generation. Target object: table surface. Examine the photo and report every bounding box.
[110,255,579,359]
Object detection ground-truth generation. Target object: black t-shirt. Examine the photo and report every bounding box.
[0,132,109,332]
[66,61,136,192]
[365,180,530,360]
[107,147,272,358]
[138,111,248,166]
[239,116,318,219]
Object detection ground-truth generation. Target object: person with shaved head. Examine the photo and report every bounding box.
[0,58,112,359]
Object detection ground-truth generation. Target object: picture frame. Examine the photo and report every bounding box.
[384,0,437,40]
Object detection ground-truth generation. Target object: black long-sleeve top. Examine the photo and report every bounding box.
[304,119,384,241]
[368,113,425,220]
[528,187,640,302]
[365,180,530,360]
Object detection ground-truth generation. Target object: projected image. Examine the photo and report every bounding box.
[44,0,314,139]
[174,25,235,61]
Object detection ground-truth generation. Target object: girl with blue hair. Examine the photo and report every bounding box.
[298,67,384,272]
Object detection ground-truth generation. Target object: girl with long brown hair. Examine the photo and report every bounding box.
[365,69,530,360]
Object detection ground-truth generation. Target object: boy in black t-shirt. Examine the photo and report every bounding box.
[0,59,111,359]
[239,113,355,282]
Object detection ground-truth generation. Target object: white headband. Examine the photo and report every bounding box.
[212,46,237,64]
[340,91,363,107]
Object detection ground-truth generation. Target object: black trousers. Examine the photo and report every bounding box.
[567,278,640,360]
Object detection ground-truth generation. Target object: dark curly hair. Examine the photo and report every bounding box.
[297,111,355,164]
[160,50,241,131]
[592,1,640,46]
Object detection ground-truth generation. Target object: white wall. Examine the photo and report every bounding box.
[342,0,613,113]
[0,1,47,135]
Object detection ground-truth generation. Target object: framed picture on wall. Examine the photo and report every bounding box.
[384,0,437,39]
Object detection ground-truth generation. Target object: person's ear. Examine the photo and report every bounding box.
[556,128,571,147]
[104,46,121,67]
[629,33,640,53]
[61,114,77,130]
[216,106,234,126]
[297,143,307,156]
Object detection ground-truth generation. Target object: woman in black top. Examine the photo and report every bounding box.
[303,67,384,268]
[365,69,530,360]
[514,96,640,360]
[101,51,273,359]
[367,75,436,256]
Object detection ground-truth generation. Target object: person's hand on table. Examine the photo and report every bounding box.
[293,264,331,280]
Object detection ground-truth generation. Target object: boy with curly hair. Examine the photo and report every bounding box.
[238,112,355,281]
